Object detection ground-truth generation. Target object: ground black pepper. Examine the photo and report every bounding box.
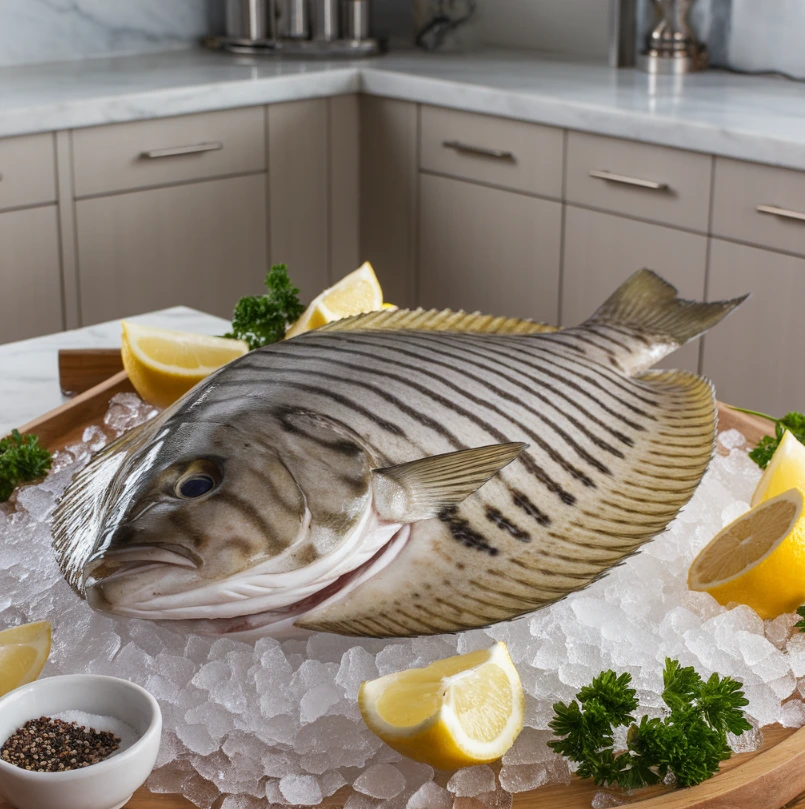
[0,717,120,772]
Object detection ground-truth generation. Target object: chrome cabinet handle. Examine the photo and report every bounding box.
[589,169,669,192]
[442,140,515,161]
[140,141,224,159]
[756,204,805,223]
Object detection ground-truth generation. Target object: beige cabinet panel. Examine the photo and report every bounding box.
[360,96,418,309]
[703,239,805,414]
[713,157,805,257]
[72,107,266,198]
[418,174,561,323]
[561,206,707,372]
[76,174,267,325]
[566,132,712,233]
[268,99,329,304]
[0,205,63,343]
[0,133,57,212]
[420,105,563,199]
[329,95,360,283]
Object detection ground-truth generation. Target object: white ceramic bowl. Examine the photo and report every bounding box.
[0,674,161,809]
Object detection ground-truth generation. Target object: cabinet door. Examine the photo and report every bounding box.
[360,97,418,309]
[418,174,561,323]
[561,206,708,372]
[0,206,63,343]
[76,174,267,325]
[703,239,805,414]
[267,99,329,304]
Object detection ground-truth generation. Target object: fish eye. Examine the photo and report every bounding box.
[177,474,216,499]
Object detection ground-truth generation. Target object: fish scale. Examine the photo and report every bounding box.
[52,271,747,638]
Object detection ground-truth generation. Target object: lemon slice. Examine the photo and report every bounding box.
[688,488,805,619]
[121,321,249,409]
[0,621,51,698]
[286,262,384,338]
[358,642,524,770]
[751,430,805,506]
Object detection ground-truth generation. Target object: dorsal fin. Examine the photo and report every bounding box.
[312,308,558,335]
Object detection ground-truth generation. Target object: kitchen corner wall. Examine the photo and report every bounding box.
[481,0,611,62]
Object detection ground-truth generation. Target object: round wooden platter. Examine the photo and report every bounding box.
[7,375,804,809]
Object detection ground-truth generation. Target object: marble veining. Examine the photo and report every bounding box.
[0,0,217,68]
[0,48,804,170]
[0,307,229,436]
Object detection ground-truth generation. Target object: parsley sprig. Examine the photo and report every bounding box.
[730,407,805,469]
[548,658,752,790]
[0,430,52,502]
[225,264,305,350]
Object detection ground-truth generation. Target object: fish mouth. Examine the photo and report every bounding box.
[83,545,199,603]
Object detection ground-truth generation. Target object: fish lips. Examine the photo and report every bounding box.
[83,544,199,611]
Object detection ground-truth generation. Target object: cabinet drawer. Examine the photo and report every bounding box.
[420,106,563,198]
[561,206,706,373]
[72,107,266,197]
[0,134,56,212]
[703,239,805,415]
[712,158,805,256]
[418,174,561,322]
[566,132,712,232]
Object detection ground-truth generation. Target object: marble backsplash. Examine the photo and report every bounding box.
[0,0,411,67]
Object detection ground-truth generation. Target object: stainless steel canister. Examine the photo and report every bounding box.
[311,0,339,41]
[225,0,272,41]
[279,0,309,38]
[341,0,370,41]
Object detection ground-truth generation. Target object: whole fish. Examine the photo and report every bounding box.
[53,271,746,638]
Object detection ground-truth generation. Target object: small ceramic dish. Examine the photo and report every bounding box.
[0,674,161,809]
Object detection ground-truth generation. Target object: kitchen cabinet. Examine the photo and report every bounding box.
[702,239,805,415]
[359,97,418,309]
[76,174,268,324]
[0,206,63,343]
[418,173,562,322]
[561,206,707,372]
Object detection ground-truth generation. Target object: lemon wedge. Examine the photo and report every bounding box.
[358,642,524,770]
[751,430,805,507]
[285,262,384,339]
[121,321,249,409]
[688,488,805,619]
[0,621,51,698]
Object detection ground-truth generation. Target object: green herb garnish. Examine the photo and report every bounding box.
[730,408,805,470]
[225,264,305,351]
[548,658,752,790]
[795,605,805,633]
[0,430,53,502]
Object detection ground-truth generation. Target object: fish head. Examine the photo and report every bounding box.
[54,407,376,620]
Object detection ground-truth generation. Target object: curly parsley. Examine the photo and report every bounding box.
[730,407,805,469]
[0,430,52,502]
[548,658,752,790]
[225,264,305,351]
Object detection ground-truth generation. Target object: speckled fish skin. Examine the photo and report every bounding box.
[52,271,747,638]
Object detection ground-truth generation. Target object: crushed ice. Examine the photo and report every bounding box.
[0,408,800,808]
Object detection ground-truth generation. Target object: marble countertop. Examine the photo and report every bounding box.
[2,48,805,169]
[0,307,228,437]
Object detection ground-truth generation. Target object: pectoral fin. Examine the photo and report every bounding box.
[372,442,527,523]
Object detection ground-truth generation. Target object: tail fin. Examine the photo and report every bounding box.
[563,270,748,376]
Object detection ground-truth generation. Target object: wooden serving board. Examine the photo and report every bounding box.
[6,367,804,809]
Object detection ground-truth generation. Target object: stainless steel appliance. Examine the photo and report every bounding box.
[342,0,370,41]
[208,0,382,57]
[311,0,339,42]
[638,0,708,73]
